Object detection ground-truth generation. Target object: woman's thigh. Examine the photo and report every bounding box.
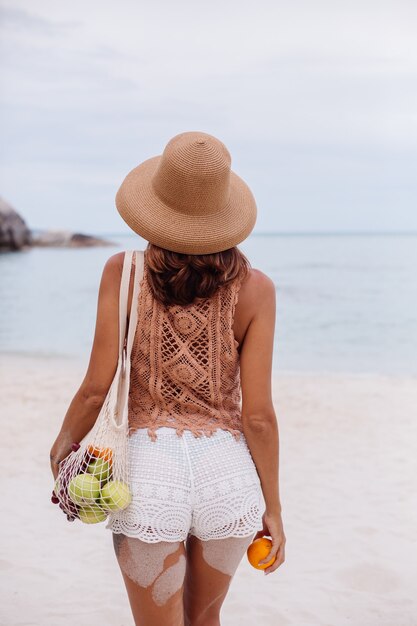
[113,533,187,626]
[183,533,254,625]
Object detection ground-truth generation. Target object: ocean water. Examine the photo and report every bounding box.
[0,233,416,375]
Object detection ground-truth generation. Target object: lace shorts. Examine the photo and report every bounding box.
[106,426,265,543]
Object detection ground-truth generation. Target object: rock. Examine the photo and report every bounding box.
[69,232,115,247]
[0,197,32,251]
[0,196,115,250]
[30,229,73,247]
[31,230,114,247]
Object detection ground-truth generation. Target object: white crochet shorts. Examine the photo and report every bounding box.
[106,426,265,543]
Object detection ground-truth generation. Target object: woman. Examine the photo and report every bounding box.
[50,131,285,625]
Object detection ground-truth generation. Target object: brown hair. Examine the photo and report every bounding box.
[144,242,251,306]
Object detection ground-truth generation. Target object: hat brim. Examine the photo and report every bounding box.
[115,156,257,254]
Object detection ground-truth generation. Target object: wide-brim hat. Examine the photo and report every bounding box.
[115,131,257,255]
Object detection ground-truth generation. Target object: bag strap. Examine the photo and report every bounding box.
[125,250,144,358]
[118,250,134,357]
[112,249,144,430]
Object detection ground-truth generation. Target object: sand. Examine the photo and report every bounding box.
[1,353,416,626]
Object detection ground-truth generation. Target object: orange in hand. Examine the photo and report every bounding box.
[247,537,276,570]
[87,445,113,466]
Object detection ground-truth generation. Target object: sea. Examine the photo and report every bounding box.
[0,232,416,375]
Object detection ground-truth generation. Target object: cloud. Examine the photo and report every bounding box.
[0,0,416,232]
[0,5,80,35]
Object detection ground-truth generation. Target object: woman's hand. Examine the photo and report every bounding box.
[254,508,286,575]
[50,433,73,480]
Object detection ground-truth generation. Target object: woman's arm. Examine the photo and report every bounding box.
[49,251,129,479]
[239,269,285,573]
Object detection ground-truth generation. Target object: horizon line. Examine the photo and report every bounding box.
[29,228,417,237]
[94,229,417,237]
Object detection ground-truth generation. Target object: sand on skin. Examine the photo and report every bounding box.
[1,353,416,626]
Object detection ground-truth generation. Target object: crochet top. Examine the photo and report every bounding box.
[128,252,245,442]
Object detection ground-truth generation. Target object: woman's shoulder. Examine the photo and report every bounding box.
[233,268,275,328]
[239,267,275,299]
[99,252,135,291]
[104,250,145,272]
[106,251,125,269]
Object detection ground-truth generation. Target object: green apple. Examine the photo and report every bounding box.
[87,458,111,482]
[100,480,132,511]
[68,474,100,505]
[78,504,108,524]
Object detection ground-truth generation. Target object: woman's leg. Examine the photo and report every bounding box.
[183,533,254,626]
[113,533,187,626]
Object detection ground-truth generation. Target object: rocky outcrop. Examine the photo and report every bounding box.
[0,197,115,250]
[31,230,114,247]
[0,197,32,250]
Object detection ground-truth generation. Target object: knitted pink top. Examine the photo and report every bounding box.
[128,253,245,441]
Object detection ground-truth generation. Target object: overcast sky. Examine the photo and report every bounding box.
[1,0,416,234]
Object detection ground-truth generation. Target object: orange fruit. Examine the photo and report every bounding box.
[87,445,113,466]
[247,537,276,570]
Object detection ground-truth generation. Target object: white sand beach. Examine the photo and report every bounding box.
[1,353,416,626]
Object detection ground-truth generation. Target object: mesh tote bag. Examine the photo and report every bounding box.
[52,250,144,524]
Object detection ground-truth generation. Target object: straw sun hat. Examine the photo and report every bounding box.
[115,131,257,255]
